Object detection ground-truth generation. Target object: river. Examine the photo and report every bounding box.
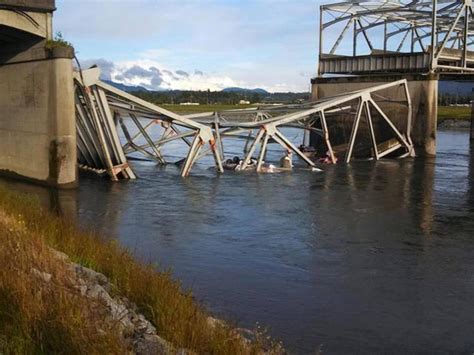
[2,129,474,354]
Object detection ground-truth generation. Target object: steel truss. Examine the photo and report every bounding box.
[320,0,474,73]
[212,80,414,170]
[74,69,413,179]
[74,68,224,179]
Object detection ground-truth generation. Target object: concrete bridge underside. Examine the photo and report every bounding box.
[0,0,77,187]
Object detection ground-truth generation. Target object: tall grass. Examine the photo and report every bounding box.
[0,185,279,354]
[0,210,126,353]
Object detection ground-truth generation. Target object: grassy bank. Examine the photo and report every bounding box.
[0,185,279,354]
[438,106,472,122]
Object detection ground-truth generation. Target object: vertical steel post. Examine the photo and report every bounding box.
[463,4,469,68]
[353,18,358,57]
[430,0,438,72]
[318,5,324,76]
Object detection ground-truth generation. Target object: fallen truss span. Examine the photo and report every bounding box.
[207,79,415,172]
[74,68,224,179]
[74,70,414,180]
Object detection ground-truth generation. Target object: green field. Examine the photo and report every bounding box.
[438,106,471,121]
[163,104,257,113]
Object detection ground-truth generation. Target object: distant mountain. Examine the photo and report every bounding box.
[103,80,149,93]
[439,81,474,96]
[222,87,269,94]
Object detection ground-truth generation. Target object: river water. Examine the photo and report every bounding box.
[2,129,474,354]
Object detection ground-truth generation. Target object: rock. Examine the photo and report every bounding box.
[75,284,88,296]
[72,263,110,291]
[84,284,135,333]
[206,316,225,329]
[31,268,52,283]
[48,248,70,262]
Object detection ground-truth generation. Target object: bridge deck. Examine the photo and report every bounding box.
[319,52,430,75]
[319,48,474,76]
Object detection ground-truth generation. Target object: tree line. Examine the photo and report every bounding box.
[131,90,310,105]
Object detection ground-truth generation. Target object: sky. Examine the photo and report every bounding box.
[54,0,324,92]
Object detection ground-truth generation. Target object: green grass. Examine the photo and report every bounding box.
[0,185,281,354]
[438,106,472,122]
[163,104,257,113]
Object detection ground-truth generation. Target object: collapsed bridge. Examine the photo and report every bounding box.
[75,68,414,180]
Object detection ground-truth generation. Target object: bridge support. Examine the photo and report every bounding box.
[0,1,77,187]
[471,100,474,141]
[0,54,77,187]
[311,74,438,157]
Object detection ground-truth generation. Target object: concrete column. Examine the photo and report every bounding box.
[48,57,78,187]
[471,101,474,141]
[0,53,77,188]
[418,75,438,156]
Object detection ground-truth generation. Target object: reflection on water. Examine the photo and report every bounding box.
[1,130,474,354]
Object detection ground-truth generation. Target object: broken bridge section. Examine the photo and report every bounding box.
[74,68,224,179]
[74,71,413,180]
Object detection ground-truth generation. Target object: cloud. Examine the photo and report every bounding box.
[120,65,163,87]
[78,58,115,81]
[80,58,241,91]
[175,70,189,78]
[56,0,319,92]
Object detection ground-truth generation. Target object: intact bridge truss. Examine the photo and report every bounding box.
[319,0,474,75]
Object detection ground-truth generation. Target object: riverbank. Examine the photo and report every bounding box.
[0,185,282,354]
[437,106,472,129]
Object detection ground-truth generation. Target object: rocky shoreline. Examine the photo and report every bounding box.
[34,247,271,354]
[30,247,177,353]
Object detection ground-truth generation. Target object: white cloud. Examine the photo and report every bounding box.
[83,58,244,91]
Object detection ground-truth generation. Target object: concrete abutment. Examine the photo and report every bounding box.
[0,56,77,187]
[0,0,77,188]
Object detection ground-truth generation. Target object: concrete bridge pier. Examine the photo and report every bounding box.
[0,1,77,188]
[311,74,439,157]
[471,104,474,141]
